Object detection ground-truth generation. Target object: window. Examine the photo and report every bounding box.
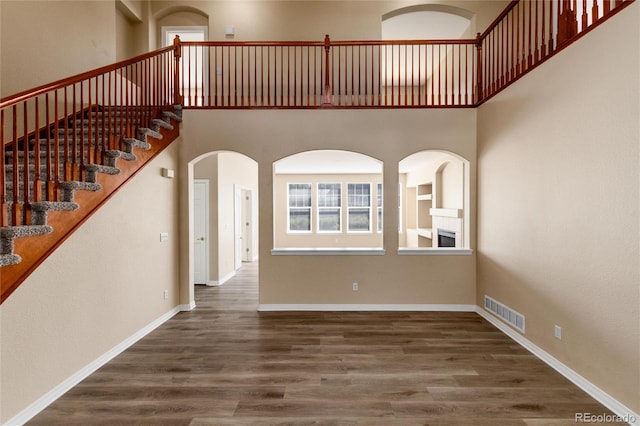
[377,183,383,233]
[348,183,371,232]
[288,183,312,232]
[318,183,341,232]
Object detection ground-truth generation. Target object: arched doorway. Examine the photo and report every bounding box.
[189,151,259,290]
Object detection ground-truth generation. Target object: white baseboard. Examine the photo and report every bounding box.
[476,307,639,426]
[5,306,182,426]
[180,301,196,311]
[206,270,236,287]
[258,304,476,312]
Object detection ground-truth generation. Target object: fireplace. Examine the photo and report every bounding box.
[438,229,456,247]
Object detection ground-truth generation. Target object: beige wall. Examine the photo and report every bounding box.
[179,108,477,306]
[476,2,639,413]
[149,0,508,44]
[0,1,117,97]
[274,173,383,248]
[0,142,181,423]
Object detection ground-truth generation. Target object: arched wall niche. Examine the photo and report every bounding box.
[382,4,474,40]
[153,6,209,49]
[399,150,470,249]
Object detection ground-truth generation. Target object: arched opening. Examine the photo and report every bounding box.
[273,150,383,250]
[188,151,259,291]
[399,150,470,250]
[382,5,474,40]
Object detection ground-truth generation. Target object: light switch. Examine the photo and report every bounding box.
[160,232,169,242]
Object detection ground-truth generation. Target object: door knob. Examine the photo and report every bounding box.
[197,236,205,241]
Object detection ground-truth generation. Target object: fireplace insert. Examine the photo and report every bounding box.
[438,229,456,247]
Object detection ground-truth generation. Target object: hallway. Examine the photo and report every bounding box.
[28,262,613,425]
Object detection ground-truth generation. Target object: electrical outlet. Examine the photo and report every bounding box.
[160,232,169,242]
[163,290,169,300]
[554,325,562,340]
[352,282,359,291]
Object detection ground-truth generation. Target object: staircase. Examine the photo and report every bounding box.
[1,105,182,301]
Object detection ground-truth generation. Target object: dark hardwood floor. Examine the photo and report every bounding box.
[29,262,616,425]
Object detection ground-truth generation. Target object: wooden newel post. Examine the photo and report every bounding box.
[173,35,183,105]
[323,34,332,105]
[475,33,483,104]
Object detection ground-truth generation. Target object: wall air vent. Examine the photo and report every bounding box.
[484,295,525,333]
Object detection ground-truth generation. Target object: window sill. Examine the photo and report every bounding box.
[397,248,473,256]
[271,248,386,256]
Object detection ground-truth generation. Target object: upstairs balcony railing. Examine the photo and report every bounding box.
[172,0,633,108]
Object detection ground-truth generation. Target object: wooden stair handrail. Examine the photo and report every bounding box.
[0,46,175,109]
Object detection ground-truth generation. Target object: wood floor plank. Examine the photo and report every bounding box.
[27,262,616,425]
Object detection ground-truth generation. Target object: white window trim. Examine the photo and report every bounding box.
[317,183,342,233]
[347,182,372,233]
[287,183,312,233]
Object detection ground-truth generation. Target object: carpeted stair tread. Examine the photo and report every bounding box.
[84,164,120,174]
[106,150,136,162]
[163,110,182,122]
[0,225,53,240]
[124,138,151,151]
[152,118,174,131]
[31,201,79,212]
[138,128,162,140]
[0,253,21,267]
[58,181,102,191]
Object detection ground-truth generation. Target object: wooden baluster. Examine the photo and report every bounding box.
[62,87,69,183]
[253,46,258,107]
[11,106,19,225]
[277,46,282,106]
[22,102,30,225]
[492,31,496,94]
[541,0,547,58]
[33,98,42,203]
[323,35,331,105]
[499,20,504,87]
[592,0,600,24]
[582,0,588,29]
[535,0,540,63]
[45,94,54,201]
[604,0,611,14]
[456,44,461,105]
[417,44,422,106]
[510,8,515,79]
[527,0,533,67]
[53,92,61,202]
[445,43,450,105]
[235,46,240,107]
[515,2,520,75]
[549,0,555,54]
[83,81,88,181]
[430,44,435,105]
[521,1,525,74]
[0,110,6,227]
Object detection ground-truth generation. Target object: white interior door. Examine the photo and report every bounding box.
[242,189,253,262]
[234,185,243,270]
[193,180,209,285]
